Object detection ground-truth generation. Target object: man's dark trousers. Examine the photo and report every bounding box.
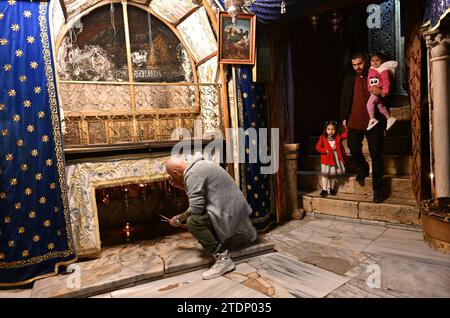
[347,125,384,191]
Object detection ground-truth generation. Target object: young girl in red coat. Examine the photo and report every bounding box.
[315,121,348,197]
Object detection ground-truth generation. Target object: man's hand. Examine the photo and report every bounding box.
[369,86,382,96]
[169,215,182,227]
[169,210,191,227]
[342,120,347,127]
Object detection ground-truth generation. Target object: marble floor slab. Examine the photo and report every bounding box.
[265,232,369,275]
[245,253,349,298]
[110,269,268,298]
[326,279,413,298]
[352,255,450,298]
[364,228,450,267]
[328,233,375,252]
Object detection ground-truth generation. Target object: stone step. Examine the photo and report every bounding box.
[298,190,421,226]
[298,154,412,176]
[297,171,414,200]
[305,135,411,155]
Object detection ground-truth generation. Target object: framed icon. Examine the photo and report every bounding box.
[218,12,256,65]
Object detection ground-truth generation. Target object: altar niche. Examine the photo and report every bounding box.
[95,179,189,247]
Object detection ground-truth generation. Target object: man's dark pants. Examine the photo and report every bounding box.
[187,213,222,255]
[347,125,384,191]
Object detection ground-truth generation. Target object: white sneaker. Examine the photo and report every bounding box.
[386,117,397,130]
[367,118,379,130]
[202,250,235,280]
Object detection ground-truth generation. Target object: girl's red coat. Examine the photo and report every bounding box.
[315,128,348,166]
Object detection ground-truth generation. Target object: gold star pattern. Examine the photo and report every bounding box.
[0,13,4,20]
[41,135,49,142]
[9,178,17,186]
[39,197,47,204]
[45,159,53,166]
[0,192,6,199]
[38,111,45,118]
[17,139,24,147]
[31,149,38,157]
[14,202,21,210]
[35,173,42,181]
[12,114,21,122]
[30,61,38,69]
[23,10,32,18]
[18,227,25,234]
[251,103,256,108]
[43,219,51,227]
[28,211,36,219]
[8,89,16,97]
[32,235,40,242]
[11,24,20,32]
[243,92,248,98]
[0,103,5,111]
[19,75,27,82]
[47,243,55,250]
[3,64,11,71]
[34,86,41,94]
[23,100,31,107]
[254,193,259,199]
[2,129,9,136]
[21,164,28,171]
[24,188,32,196]
[243,74,248,79]
[8,0,16,5]
[8,240,15,247]
[5,153,13,161]
[49,183,56,190]
[57,230,62,236]
[27,36,35,44]
[247,185,252,190]
[22,250,29,257]
[27,124,35,133]
[15,49,23,57]
[54,207,59,213]
[0,38,8,46]
[4,217,11,224]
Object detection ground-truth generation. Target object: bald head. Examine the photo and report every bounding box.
[165,157,187,190]
[165,157,187,174]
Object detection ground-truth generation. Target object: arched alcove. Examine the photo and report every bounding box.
[50,0,224,149]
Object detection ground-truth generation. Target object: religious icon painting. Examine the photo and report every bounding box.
[218,12,256,65]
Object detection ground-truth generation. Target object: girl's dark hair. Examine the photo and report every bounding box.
[323,121,338,137]
[370,51,388,62]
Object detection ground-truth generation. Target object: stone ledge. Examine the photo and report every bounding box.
[299,191,421,226]
[298,172,414,200]
[29,234,274,298]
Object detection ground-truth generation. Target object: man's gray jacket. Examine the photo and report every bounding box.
[183,157,254,243]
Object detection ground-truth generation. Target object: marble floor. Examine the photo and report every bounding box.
[1,216,449,298]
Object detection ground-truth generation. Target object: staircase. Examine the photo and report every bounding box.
[297,98,421,226]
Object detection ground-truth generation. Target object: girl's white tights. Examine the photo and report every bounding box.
[321,176,337,191]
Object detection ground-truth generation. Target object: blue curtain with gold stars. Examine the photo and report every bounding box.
[235,66,276,231]
[0,0,76,286]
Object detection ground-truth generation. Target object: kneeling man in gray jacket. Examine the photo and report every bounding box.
[166,155,258,280]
